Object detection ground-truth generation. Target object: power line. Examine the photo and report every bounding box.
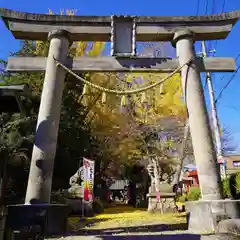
[202,0,214,90]
[211,0,216,13]
[221,0,226,12]
[205,0,209,14]
[234,52,240,62]
[212,0,226,53]
[215,64,240,104]
[207,0,217,55]
[216,53,240,87]
[203,0,217,89]
[196,0,200,15]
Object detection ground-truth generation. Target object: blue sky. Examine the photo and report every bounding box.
[1,0,240,151]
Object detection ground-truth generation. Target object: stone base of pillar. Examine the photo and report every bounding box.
[6,204,70,237]
[216,218,240,235]
[201,234,240,240]
[186,199,240,234]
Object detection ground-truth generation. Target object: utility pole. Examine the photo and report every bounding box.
[201,41,226,179]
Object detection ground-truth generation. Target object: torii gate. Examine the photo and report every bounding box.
[1,8,240,232]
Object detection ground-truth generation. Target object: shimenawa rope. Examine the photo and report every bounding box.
[54,56,195,95]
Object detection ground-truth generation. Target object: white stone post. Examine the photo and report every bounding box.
[25,30,70,204]
[173,30,223,201]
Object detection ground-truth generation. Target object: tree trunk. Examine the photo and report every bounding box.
[172,120,189,186]
[153,158,163,213]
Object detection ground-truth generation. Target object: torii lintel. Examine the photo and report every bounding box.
[0,8,240,41]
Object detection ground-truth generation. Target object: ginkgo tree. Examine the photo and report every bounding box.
[41,10,188,180]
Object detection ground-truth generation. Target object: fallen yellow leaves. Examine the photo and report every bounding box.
[68,205,186,231]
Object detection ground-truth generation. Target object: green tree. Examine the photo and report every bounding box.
[0,9,107,202]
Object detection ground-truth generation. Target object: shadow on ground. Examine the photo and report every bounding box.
[68,222,188,236]
[87,234,238,240]
[175,214,186,218]
[68,218,110,230]
[100,206,146,215]
[87,234,201,239]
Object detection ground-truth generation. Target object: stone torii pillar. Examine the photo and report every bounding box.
[25,30,71,204]
[173,29,222,201]
[173,30,240,233]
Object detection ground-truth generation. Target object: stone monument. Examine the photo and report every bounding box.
[65,167,84,214]
[147,161,177,213]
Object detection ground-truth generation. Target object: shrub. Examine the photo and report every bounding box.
[176,187,201,203]
[177,174,240,203]
[101,200,110,208]
[235,173,240,191]
[93,198,104,213]
[222,177,231,198]
[186,187,201,201]
[222,173,240,199]
[177,194,187,203]
[51,190,67,204]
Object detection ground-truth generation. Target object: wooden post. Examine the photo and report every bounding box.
[25,30,70,204]
[172,30,223,201]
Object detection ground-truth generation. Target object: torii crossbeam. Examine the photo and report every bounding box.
[0,8,239,41]
[1,9,239,73]
[6,56,236,73]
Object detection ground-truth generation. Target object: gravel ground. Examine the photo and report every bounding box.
[44,206,239,239]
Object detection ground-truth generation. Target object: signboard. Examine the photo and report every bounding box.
[83,158,95,202]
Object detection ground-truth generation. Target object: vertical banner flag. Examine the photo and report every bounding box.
[83,158,95,202]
